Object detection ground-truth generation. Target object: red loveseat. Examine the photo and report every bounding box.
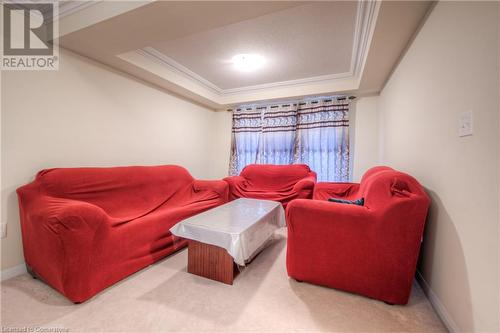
[285,166,430,304]
[17,165,228,303]
[223,164,317,207]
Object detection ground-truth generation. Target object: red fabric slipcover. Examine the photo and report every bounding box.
[223,164,316,207]
[286,166,430,304]
[17,165,228,303]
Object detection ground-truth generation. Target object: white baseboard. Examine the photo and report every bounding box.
[1,263,27,281]
[416,270,459,333]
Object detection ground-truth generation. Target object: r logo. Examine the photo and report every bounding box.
[3,3,54,56]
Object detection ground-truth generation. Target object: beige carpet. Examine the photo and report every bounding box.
[1,230,446,332]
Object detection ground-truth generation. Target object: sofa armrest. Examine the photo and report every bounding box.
[23,196,109,228]
[313,182,361,200]
[223,175,246,187]
[192,179,229,200]
[292,175,316,192]
[16,194,110,301]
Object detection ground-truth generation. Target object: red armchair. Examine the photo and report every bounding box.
[17,165,228,303]
[286,166,430,305]
[223,164,316,207]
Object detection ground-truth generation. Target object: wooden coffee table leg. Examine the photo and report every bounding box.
[187,240,238,285]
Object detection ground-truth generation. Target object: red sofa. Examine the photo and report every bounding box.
[223,164,316,207]
[17,165,228,303]
[286,166,430,304]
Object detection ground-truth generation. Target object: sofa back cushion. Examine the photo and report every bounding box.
[240,164,312,190]
[359,167,429,210]
[36,165,194,219]
[360,166,394,184]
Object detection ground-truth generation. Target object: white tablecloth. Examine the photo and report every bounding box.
[170,198,285,266]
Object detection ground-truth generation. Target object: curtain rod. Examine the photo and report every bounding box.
[226,95,356,112]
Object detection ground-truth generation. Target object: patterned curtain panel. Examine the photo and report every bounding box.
[229,107,262,176]
[228,97,350,181]
[259,104,297,165]
[293,98,350,182]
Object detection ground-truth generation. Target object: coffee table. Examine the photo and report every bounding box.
[170,198,285,284]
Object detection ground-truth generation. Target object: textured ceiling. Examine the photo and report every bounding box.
[152,2,357,89]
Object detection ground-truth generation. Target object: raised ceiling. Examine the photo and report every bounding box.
[57,1,434,109]
[151,2,357,90]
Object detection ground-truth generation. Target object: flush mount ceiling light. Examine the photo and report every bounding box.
[231,54,266,72]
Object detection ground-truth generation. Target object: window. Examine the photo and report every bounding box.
[229,97,350,182]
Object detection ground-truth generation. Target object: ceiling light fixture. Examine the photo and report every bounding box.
[231,54,265,72]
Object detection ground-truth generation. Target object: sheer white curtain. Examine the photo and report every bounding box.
[229,97,350,181]
[293,98,350,181]
[258,104,297,165]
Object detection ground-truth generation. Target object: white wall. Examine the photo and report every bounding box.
[379,2,500,332]
[497,2,500,325]
[209,110,232,179]
[351,96,380,181]
[1,49,218,271]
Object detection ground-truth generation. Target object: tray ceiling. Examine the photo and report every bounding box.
[151,2,357,90]
[57,1,434,109]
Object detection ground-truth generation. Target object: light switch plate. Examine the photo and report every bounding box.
[0,223,6,239]
[459,111,473,137]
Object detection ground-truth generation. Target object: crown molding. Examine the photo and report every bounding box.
[138,47,222,94]
[58,1,152,37]
[350,0,380,76]
[222,71,353,95]
[9,1,102,22]
[118,1,380,106]
[138,46,356,96]
[58,1,102,20]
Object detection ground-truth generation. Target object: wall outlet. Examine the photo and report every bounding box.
[1,223,7,239]
[459,111,473,137]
